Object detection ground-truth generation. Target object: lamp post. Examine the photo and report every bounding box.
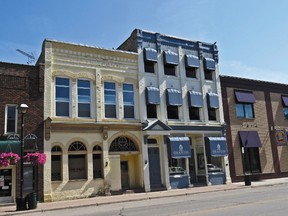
[16,104,28,211]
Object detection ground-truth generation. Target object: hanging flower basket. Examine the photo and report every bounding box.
[23,152,46,165]
[0,152,20,167]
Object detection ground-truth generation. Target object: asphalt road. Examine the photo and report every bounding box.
[21,184,288,216]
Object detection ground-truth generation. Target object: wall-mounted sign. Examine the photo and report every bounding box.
[275,130,286,145]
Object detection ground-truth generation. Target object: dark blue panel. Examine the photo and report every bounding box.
[235,91,256,103]
[188,90,203,107]
[144,48,158,62]
[168,137,191,158]
[205,137,227,156]
[164,50,179,65]
[204,57,216,70]
[282,96,288,107]
[239,131,262,147]
[166,88,182,106]
[146,87,160,105]
[186,55,200,68]
[207,93,219,108]
[0,140,21,155]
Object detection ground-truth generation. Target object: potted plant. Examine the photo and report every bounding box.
[0,152,20,167]
[23,152,46,165]
[97,180,111,196]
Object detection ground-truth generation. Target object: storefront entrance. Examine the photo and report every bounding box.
[148,147,162,188]
[121,161,129,189]
[0,169,13,203]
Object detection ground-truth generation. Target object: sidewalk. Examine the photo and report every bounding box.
[1,177,288,216]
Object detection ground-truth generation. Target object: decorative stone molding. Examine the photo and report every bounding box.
[45,117,52,141]
[52,70,96,81]
[101,75,124,84]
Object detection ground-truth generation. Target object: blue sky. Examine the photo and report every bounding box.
[1,0,287,83]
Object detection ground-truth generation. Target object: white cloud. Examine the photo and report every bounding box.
[219,60,286,84]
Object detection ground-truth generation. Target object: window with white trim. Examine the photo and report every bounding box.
[123,83,134,118]
[104,82,117,118]
[55,77,70,117]
[68,141,87,180]
[77,79,91,118]
[51,146,62,181]
[5,105,17,133]
[93,145,103,179]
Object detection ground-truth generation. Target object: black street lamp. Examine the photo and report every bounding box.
[16,103,28,211]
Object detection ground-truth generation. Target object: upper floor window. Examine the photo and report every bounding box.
[281,96,288,119]
[164,50,178,76]
[235,91,255,119]
[185,55,200,79]
[55,77,70,117]
[104,82,117,118]
[123,83,135,119]
[166,88,182,120]
[207,92,219,121]
[203,57,215,81]
[77,80,91,118]
[145,87,160,119]
[188,90,203,121]
[144,48,157,73]
[5,105,17,133]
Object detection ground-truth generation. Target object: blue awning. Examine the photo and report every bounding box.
[164,50,179,65]
[0,140,21,155]
[167,137,191,159]
[205,137,227,157]
[188,90,203,107]
[204,57,216,70]
[166,88,182,106]
[239,131,262,148]
[282,96,288,107]
[186,55,200,68]
[146,86,160,105]
[207,93,219,108]
[235,91,256,103]
[144,47,158,62]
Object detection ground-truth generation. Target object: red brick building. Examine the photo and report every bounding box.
[220,75,288,182]
[0,62,44,203]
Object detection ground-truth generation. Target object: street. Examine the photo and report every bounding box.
[21,184,288,216]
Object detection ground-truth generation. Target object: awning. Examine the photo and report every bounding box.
[204,57,216,70]
[144,47,158,62]
[282,95,288,107]
[205,137,227,157]
[164,50,179,65]
[186,55,200,68]
[239,131,262,148]
[207,93,219,108]
[167,137,191,159]
[235,91,256,103]
[188,90,203,107]
[166,88,182,106]
[146,86,160,105]
[0,140,21,155]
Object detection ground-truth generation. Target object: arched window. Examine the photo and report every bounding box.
[93,145,103,179]
[51,146,62,181]
[68,141,87,180]
[109,137,138,152]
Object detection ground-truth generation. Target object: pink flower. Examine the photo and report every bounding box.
[0,152,20,167]
[23,152,46,165]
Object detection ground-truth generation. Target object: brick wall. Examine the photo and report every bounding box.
[0,61,44,201]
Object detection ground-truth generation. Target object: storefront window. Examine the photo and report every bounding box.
[68,141,87,180]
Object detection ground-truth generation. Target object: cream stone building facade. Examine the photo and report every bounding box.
[38,40,143,201]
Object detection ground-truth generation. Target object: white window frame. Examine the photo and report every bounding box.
[77,79,92,118]
[123,83,135,119]
[104,81,118,119]
[4,104,18,134]
[55,77,71,117]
